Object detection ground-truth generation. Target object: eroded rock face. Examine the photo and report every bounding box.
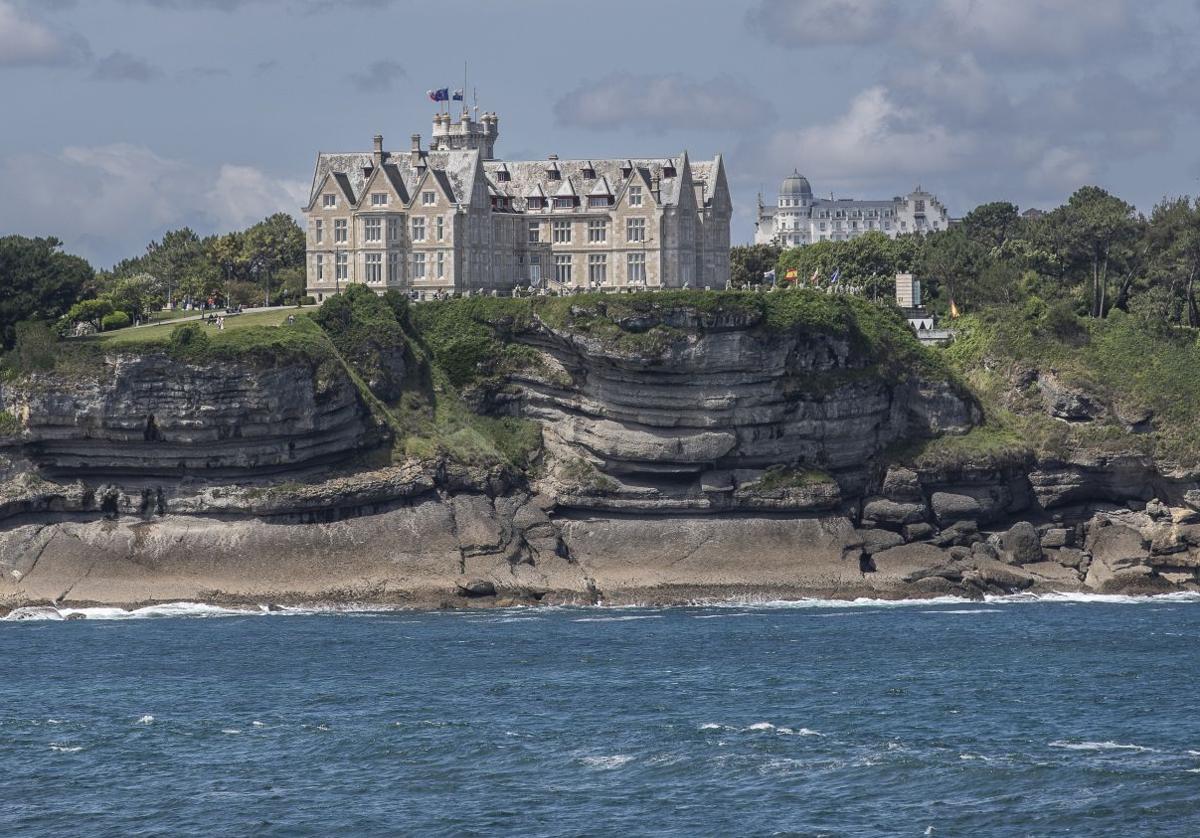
[0,353,374,477]
[512,317,977,513]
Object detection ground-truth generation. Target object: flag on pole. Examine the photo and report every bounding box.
[452,89,465,101]
[784,269,798,282]
[830,269,841,284]
[427,88,450,102]
[763,269,776,284]
[949,298,961,319]
[809,268,819,284]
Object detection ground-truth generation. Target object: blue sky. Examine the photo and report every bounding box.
[2,0,1199,266]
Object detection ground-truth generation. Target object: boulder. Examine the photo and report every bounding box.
[903,522,936,542]
[1023,561,1083,586]
[932,520,980,548]
[860,528,905,556]
[1040,528,1073,549]
[1000,521,1043,565]
[930,492,983,525]
[456,579,497,598]
[1038,373,1102,422]
[963,558,1035,591]
[1047,547,1085,568]
[862,497,927,527]
[971,541,1000,561]
[880,467,923,501]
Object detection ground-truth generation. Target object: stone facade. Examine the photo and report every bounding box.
[303,110,732,300]
[754,171,951,247]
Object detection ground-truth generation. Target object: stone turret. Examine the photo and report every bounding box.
[430,109,500,159]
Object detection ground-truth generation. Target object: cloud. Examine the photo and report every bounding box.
[91,50,160,82]
[910,0,1147,65]
[745,0,900,46]
[745,0,1147,65]
[0,0,89,67]
[346,60,406,92]
[207,164,308,229]
[0,143,305,267]
[554,73,774,133]
[763,86,974,187]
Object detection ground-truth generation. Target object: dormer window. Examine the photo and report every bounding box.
[663,164,676,178]
[553,196,574,209]
[588,196,610,208]
[528,197,544,210]
[322,194,336,208]
[497,170,510,182]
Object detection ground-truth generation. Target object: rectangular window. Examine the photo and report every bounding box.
[628,185,643,206]
[412,252,426,279]
[389,253,401,284]
[437,250,445,278]
[422,191,435,206]
[371,192,387,206]
[554,254,572,284]
[388,218,399,242]
[626,217,646,242]
[335,251,348,280]
[314,219,324,244]
[436,216,444,241]
[588,254,607,285]
[323,194,336,208]
[588,196,609,208]
[552,220,572,243]
[315,253,324,281]
[528,221,540,244]
[411,217,426,241]
[553,196,574,209]
[627,252,645,284]
[365,252,382,283]
[527,197,544,210]
[364,217,382,242]
[334,219,347,243]
[587,219,607,243]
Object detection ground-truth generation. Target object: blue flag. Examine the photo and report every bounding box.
[830,269,841,284]
[452,89,464,101]
[427,88,449,102]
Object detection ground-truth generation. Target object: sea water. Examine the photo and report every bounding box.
[4,595,1200,836]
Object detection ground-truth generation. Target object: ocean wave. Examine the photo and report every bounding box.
[580,754,634,770]
[49,744,82,753]
[1048,740,1156,752]
[702,722,822,736]
[572,615,664,623]
[134,715,155,725]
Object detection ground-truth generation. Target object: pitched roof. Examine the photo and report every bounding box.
[307,148,480,207]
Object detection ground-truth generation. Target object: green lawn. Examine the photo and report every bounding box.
[93,308,310,347]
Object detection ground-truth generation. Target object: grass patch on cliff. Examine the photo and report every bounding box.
[755,465,835,491]
[889,425,1032,471]
[0,410,20,437]
[947,307,1200,463]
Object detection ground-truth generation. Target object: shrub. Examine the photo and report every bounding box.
[300,295,317,306]
[101,311,131,331]
[167,322,210,357]
[10,321,57,371]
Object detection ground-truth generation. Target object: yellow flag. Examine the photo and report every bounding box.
[949,298,960,319]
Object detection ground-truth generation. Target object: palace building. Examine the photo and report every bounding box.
[754,171,950,247]
[303,109,732,299]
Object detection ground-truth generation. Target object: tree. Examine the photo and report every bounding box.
[960,201,1021,254]
[146,228,207,308]
[730,243,781,287]
[918,228,980,313]
[1143,197,1200,325]
[242,213,305,305]
[102,273,164,323]
[0,235,93,349]
[64,298,114,332]
[1060,186,1140,318]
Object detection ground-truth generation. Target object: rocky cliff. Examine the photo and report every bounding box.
[2,291,1197,613]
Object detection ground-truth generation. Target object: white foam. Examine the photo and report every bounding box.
[572,615,663,623]
[747,722,776,731]
[252,721,265,727]
[134,715,155,725]
[921,609,1000,615]
[1049,740,1155,752]
[699,723,722,730]
[580,754,634,770]
[221,728,241,735]
[50,744,82,753]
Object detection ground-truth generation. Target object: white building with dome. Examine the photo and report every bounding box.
[754,171,951,246]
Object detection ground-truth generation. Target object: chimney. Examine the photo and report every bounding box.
[547,153,559,160]
[651,172,661,202]
[410,133,422,167]
[373,134,384,165]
